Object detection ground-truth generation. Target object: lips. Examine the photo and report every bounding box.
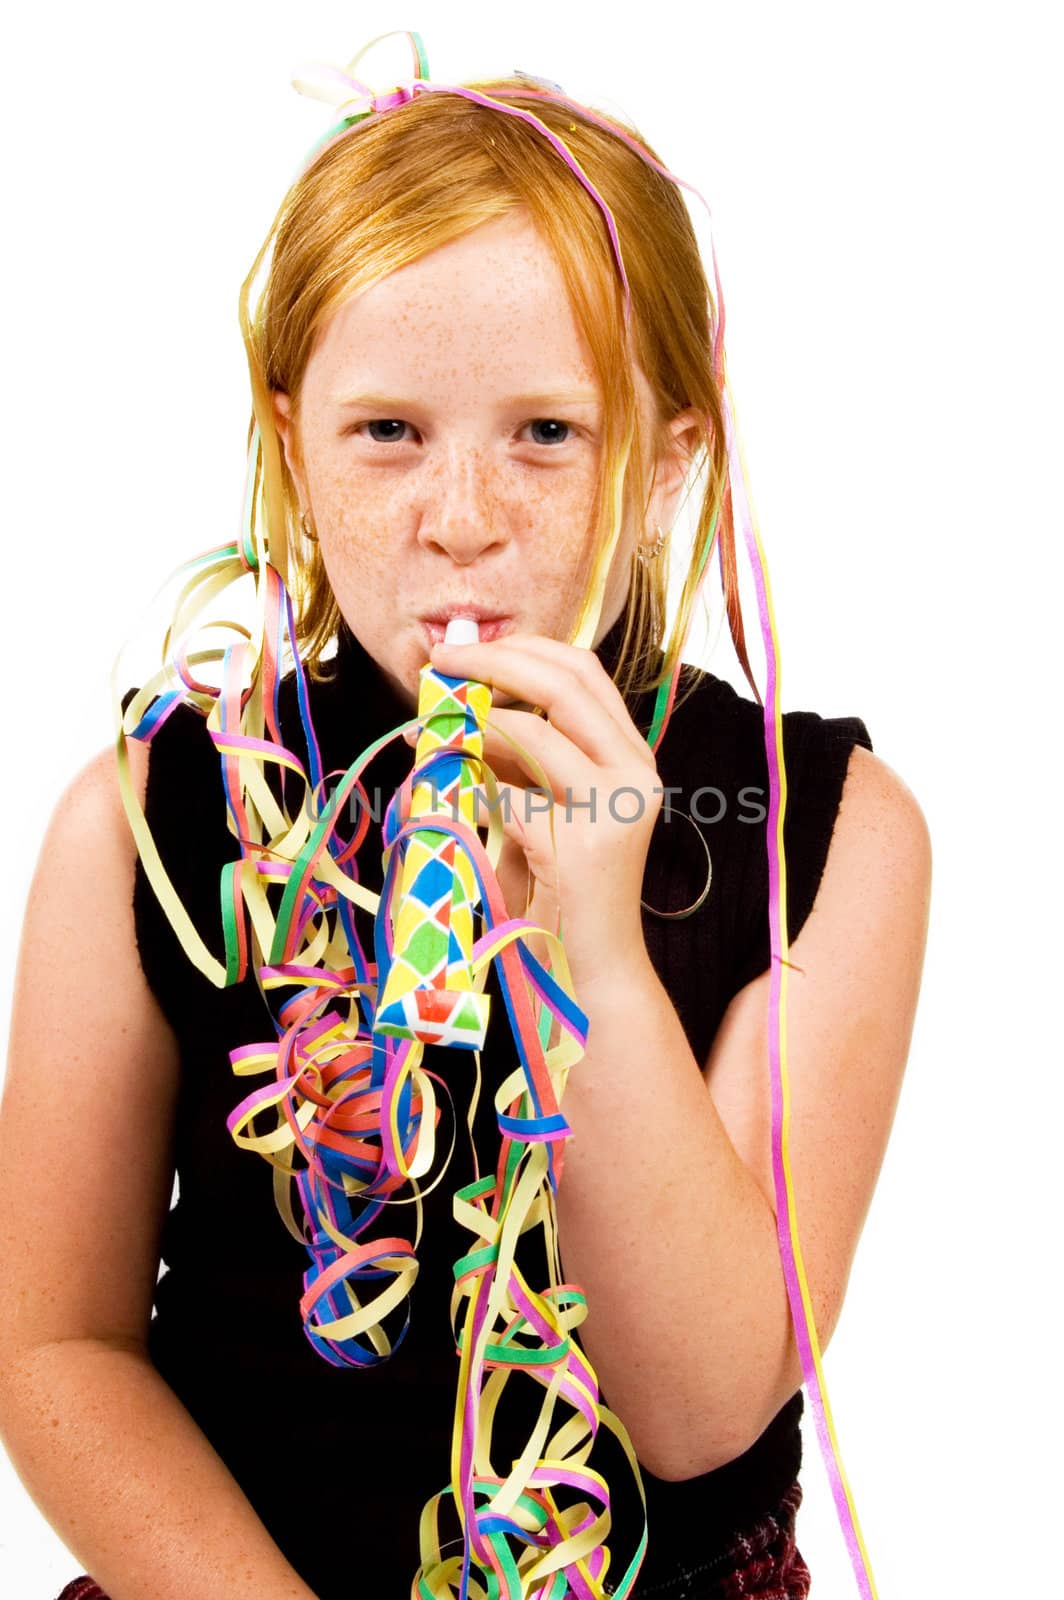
[418,610,512,646]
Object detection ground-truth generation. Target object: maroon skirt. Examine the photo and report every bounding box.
[56,1481,810,1600]
[631,1481,810,1599]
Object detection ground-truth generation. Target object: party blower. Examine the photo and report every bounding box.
[374,617,493,1049]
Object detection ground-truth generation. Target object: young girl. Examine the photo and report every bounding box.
[0,37,931,1600]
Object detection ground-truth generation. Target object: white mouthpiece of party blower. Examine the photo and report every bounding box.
[444,617,480,646]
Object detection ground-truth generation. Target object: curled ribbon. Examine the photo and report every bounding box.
[115,442,644,1593]
[291,28,429,120]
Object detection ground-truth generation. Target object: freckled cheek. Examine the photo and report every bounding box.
[307,467,404,575]
[508,471,599,552]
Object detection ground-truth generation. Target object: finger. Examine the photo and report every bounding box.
[432,632,637,748]
[400,699,576,796]
[492,632,640,731]
[467,781,560,911]
[481,708,598,803]
[429,634,655,771]
[476,740,539,794]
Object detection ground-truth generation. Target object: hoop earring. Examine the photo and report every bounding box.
[639,808,713,920]
[636,525,668,565]
[301,509,318,543]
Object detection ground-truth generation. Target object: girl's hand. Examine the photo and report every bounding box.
[428,632,662,993]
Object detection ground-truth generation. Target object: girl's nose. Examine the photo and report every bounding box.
[415,449,509,566]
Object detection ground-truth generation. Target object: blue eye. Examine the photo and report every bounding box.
[528,419,571,445]
[364,419,409,443]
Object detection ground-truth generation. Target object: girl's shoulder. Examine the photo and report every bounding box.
[651,666,874,837]
[659,662,873,755]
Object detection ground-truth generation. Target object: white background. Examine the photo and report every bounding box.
[1,2,1059,1595]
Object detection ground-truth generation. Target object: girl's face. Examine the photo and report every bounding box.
[274,212,662,705]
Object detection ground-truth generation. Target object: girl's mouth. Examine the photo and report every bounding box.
[419,615,512,647]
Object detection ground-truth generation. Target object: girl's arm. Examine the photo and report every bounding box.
[0,746,316,1600]
[555,742,930,1479]
[430,633,932,1481]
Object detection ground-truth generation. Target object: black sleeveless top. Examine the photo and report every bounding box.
[133,618,872,1597]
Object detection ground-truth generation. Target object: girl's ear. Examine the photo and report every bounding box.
[649,408,704,528]
[271,391,308,503]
